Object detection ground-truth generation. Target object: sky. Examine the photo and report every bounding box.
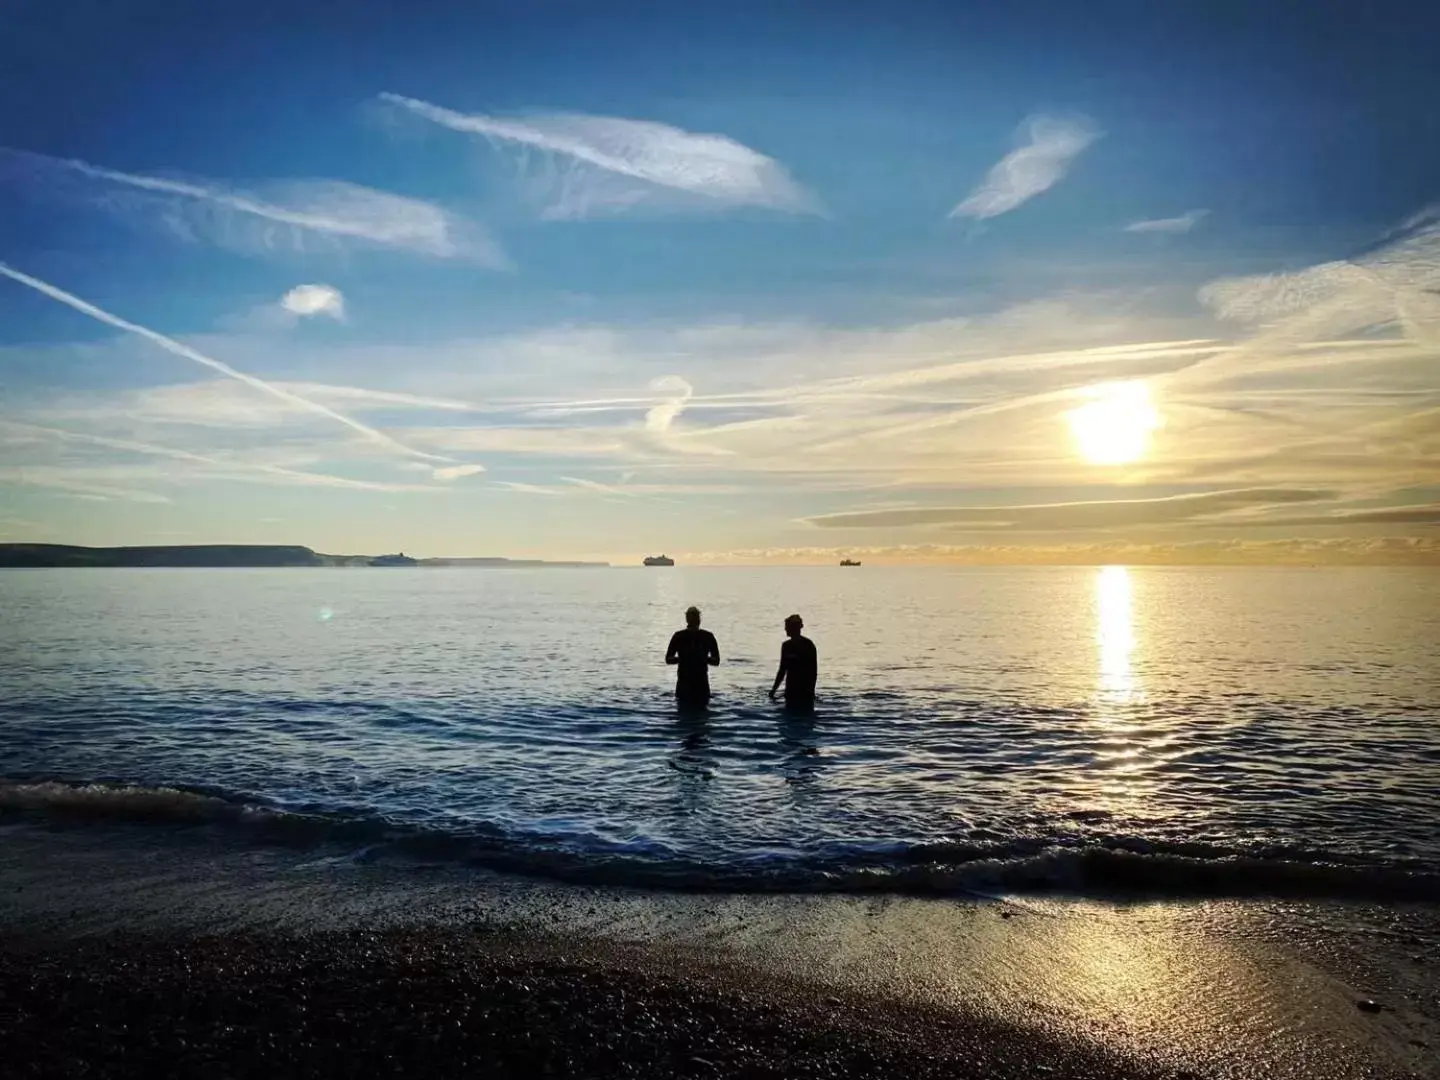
[1,0,1437,565]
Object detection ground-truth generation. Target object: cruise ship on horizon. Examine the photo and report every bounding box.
[643,554,675,567]
[368,552,418,567]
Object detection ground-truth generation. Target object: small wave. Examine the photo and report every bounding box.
[4,778,1437,902]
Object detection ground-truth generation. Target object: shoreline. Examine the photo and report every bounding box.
[1,822,1435,1078]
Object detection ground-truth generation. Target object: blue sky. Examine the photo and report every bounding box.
[2,0,1437,563]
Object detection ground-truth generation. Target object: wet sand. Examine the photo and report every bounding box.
[1,925,1194,1079]
[1,823,1435,1078]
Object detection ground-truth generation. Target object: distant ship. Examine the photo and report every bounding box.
[368,552,418,567]
[643,554,675,567]
[840,559,862,567]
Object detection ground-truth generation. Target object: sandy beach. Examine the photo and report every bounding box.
[2,924,1193,1080]
[2,823,1435,1079]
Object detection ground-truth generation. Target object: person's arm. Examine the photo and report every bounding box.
[707,633,720,667]
[665,632,681,665]
[769,647,788,700]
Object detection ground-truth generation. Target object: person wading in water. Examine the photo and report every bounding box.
[769,613,817,712]
[666,606,720,706]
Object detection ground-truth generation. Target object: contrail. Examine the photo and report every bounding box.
[0,420,439,492]
[0,263,451,463]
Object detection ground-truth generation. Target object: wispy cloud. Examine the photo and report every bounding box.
[949,114,1100,220]
[1125,209,1209,235]
[1206,503,1440,528]
[0,264,453,465]
[281,284,345,320]
[685,536,1440,566]
[0,465,172,504]
[495,481,567,496]
[559,475,633,496]
[379,93,819,219]
[0,148,506,264]
[1187,207,1440,376]
[805,488,1333,532]
[431,463,486,481]
[0,420,441,493]
[644,375,694,433]
[7,269,1434,546]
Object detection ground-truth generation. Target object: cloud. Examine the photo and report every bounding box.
[0,420,441,494]
[410,425,625,457]
[683,536,1440,566]
[949,114,1100,220]
[0,263,452,465]
[1195,208,1440,349]
[281,284,345,321]
[1208,503,1440,528]
[644,375,693,433]
[560,475,632,496]
[493,477,744,498]
[59,379,486,431]
[1125,209,1210,235]
[7,284,1434,544]
[0,148,506,265]
[495,481,567,496]
[379,93,819,219]
[431,463,486,481]
[806,488,1333,532]
[0,464,172,503]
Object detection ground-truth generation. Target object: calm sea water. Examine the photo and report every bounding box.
[2,566,1438,896]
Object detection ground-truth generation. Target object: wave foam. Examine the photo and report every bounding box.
[4,778,1436,902]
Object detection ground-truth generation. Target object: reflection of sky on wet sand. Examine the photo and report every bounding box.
[763,895,1386,1079]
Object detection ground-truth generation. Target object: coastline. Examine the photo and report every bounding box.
[1,822,1434,1078]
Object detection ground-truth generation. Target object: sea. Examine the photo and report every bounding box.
[2,565,1438,900]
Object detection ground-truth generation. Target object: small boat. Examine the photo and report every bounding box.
[643,554,675,567]
[840,559,861,567]
[369,552,418,567]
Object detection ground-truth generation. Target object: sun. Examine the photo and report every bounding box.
[1067,382,1162,465]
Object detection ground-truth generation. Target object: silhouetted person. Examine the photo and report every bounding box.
[666,606,720,706]
[770,614,817,711]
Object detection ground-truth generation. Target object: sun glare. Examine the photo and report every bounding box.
[1067,382,1162,465]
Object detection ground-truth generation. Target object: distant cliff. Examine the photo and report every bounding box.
[0,544,325,568]
[0,544,610,568]
[419,557,609,568]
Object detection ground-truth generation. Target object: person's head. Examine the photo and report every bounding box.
[784,613,803,637]
[685,606,702,629]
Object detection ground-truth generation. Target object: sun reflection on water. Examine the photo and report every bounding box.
[1090,565,1152,809]
[1096,565,1137,707]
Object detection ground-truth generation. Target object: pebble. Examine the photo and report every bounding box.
[1355,999,1384,1013]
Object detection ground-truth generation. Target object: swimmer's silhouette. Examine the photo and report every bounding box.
[770,613,817,712]
[666,606,720,706]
